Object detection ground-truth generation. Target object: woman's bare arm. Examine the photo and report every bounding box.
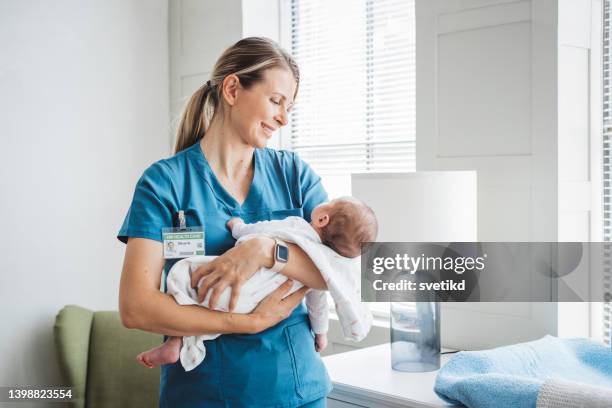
[119,237,306,336]
[255,237,327,290]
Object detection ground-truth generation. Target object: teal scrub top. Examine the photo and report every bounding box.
[118,142,332,407]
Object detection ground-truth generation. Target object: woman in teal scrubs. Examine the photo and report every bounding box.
[118,37,332,407]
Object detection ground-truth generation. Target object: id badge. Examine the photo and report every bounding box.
[162,226,205,259]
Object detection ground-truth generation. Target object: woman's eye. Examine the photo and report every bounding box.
[271,99,281,105]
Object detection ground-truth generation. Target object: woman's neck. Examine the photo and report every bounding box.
[200,119,254,181]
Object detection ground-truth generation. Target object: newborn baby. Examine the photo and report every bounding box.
[137,197,378,370]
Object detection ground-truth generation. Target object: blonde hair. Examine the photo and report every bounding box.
[174,37,300,154]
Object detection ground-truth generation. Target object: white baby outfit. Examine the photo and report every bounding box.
[165,216,372,371]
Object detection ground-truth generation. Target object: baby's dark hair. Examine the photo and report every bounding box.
[321,197,378,258]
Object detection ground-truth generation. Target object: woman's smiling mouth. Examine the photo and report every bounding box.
[261,123,276,136]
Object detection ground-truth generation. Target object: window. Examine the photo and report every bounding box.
[287,0,416,199]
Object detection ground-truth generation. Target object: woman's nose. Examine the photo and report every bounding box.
[274,110,288,127]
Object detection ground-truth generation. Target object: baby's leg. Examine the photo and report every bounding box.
[136,336,182,369]
[314,333,328,352]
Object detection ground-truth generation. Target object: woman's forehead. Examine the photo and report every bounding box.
[260,68,297,100]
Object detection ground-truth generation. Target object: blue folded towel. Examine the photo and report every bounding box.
[434,335,612,408]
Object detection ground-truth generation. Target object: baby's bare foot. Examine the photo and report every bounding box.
[136,337,181,369]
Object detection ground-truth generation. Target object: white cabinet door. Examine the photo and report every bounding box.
[416,0,562,349]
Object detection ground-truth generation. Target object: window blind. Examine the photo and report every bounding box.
[603,0,611,346]
[289,0,416,177]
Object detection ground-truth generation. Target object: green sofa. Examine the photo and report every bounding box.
[54,305,162,408]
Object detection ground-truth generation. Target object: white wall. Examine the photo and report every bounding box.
[0,0,169,387]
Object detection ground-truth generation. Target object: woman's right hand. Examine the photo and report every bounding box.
[250,280,309,332]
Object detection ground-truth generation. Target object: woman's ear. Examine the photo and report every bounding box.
[222,74,240,106]
[314,214,330,228]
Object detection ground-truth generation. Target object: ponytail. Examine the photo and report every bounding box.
[174,80,217,154]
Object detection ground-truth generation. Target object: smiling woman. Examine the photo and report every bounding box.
[118,37,332,407]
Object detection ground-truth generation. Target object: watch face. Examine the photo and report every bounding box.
[276,244,289,263]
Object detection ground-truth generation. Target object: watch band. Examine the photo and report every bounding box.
[270,238,289,273]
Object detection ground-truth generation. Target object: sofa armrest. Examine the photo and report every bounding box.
[54,305,94,408]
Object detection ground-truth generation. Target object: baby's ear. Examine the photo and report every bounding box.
[314,214,330,228]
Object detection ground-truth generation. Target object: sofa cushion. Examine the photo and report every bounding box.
[85,311,161,408]
[54,305,94,408]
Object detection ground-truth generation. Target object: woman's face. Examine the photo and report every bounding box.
[229,67,297,149]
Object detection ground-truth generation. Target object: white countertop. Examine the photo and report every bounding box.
[323,344,462,408]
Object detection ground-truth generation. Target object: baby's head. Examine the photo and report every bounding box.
[310,197,378,258]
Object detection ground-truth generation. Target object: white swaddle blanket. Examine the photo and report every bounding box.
[166,216,372,371]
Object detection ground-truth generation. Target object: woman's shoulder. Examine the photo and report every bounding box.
[140,145,195,183]
[258,148,314,176]
[258,148,324,207]
[259,147,296,164]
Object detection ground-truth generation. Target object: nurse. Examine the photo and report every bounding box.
[118,37,332,407]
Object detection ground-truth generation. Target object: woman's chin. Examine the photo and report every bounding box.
[252,136,270,149]
[242,135,267,149]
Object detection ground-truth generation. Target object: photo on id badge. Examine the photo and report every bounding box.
[166,241,177,256]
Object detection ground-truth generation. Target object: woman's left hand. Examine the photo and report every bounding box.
[190,237,275,311]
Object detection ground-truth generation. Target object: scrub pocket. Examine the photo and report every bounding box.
[284,321,331,400]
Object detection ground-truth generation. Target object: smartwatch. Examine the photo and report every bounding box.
[270,239,289,273]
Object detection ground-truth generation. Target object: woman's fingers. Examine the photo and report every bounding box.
[228,284,241,313]
[190,263,214,288]
[249,281,311,332]
[196,274,220,303]
[208,280,230,310]
[281,286,309,308]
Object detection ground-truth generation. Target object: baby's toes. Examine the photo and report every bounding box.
[136,353,152,368]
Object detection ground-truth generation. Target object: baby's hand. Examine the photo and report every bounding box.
[315,333,328,353]
[226,217,245,231]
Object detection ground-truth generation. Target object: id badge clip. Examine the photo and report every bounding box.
[163,210,205,259]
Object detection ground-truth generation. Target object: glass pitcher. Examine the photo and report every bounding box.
[390,301,440,372]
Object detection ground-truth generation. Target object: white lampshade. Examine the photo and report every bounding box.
[351,172,477,242]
